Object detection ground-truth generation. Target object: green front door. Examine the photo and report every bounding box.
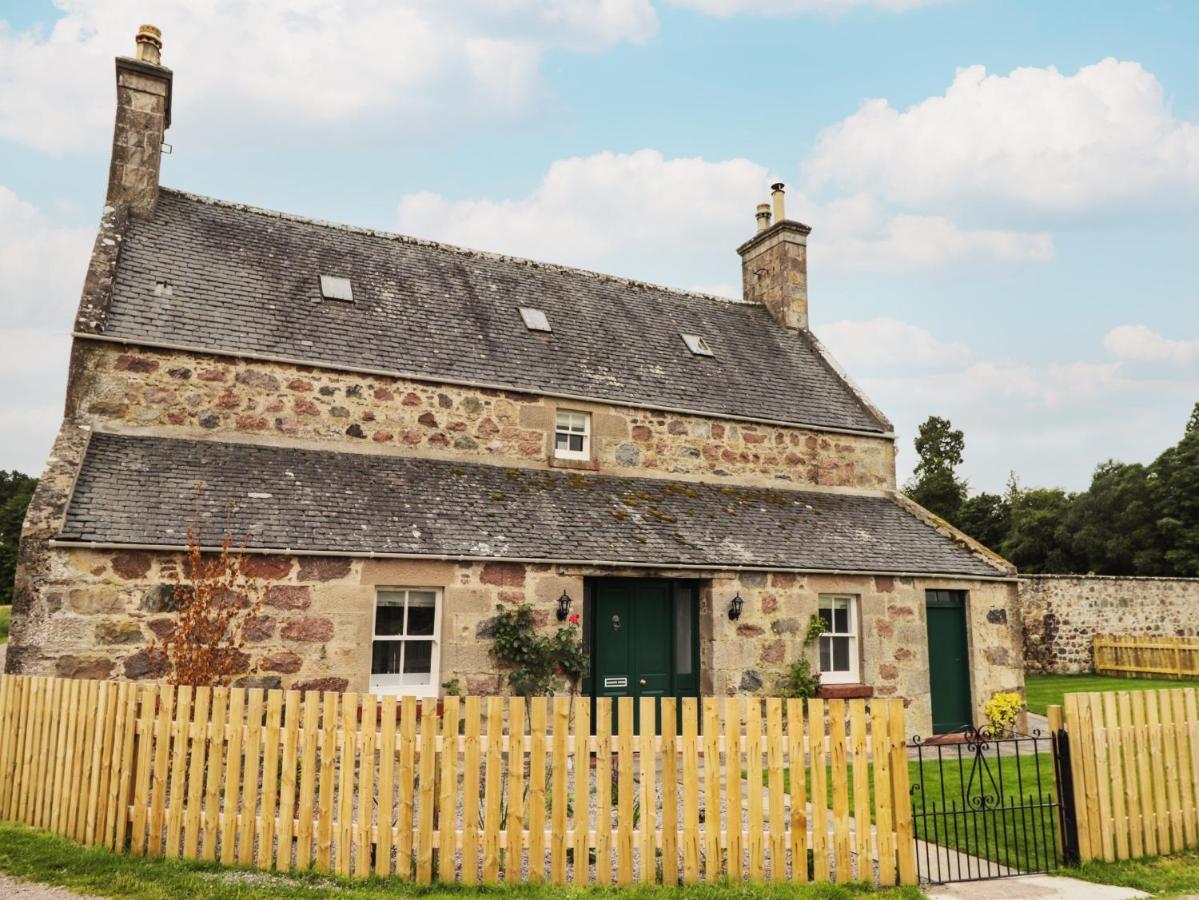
[926,590,972,734]
[590,579,698,732]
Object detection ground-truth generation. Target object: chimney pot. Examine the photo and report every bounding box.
[770,182,786,223]
[755,203,771,232]
[135,24,163,65]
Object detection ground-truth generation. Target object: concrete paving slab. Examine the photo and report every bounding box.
[925,874,1149,900]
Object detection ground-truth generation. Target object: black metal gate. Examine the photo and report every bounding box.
[909,725,1077,883]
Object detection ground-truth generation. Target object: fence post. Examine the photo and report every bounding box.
[1047,704,1080,866]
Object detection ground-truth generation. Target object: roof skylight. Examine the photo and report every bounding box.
[519,307,552,332]
[681,333,714,357]
[319,275,354,302]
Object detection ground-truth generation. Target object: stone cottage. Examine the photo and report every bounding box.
[7,27,1023,736]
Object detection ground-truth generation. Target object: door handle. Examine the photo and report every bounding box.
[639,679,647,686]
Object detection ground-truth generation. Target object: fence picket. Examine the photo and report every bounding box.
[461,696,482,885]
[889,700,917,886]
[415,698,437,883]
[680,697,699,884]
[294,691,318,869]
[618,696,636,884]
[315,691,338,872]
[239,688,265,868]
[871,699,895,885]
[787,698,809,885]
[745,698,763,881]
[1160,690,1183,852]
[643,696,661,883]
[110,682,139,851]
[376,695,398,878]
[436,696,459,883]
[276,690,300,871]
[703,697,722,882]
[1102,692,1129,859]
[722,697,741,882]
[165,684,192,857]
[505,696,526,884]
[219,686,244,865]
[1145,691,1171,852]
[573,699,591,887]
[808,698,830,882]
[183,687,210,860]
[1171,690,1196,848]
[258,690,283,871]
[397,695,417,879]
[202,687,228,861]
[72,679,101,841]
[593,698,613,884]
[1087,692,1115,861]
[483,696,504,883]
[1117,692,1143,858]
[356,694,378,879]
[336,692,358,877]
[528,697,548,884]
[766,698,785,882]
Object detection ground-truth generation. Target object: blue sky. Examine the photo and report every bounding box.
[1,0,1196,492]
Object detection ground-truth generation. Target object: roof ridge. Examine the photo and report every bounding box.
[159,187,755,310]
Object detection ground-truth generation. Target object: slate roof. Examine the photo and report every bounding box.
[93,189,888,434]
[57,432,1004,578]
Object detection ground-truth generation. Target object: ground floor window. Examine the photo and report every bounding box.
[817,595,860,684]
[371,588,442,697]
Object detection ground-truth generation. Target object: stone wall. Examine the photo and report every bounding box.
[1020,574,1199,674]
[70,341,894,491]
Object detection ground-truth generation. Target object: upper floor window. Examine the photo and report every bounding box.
[371,588,442,697]
[817,595,860,685]
[554,410,591,461]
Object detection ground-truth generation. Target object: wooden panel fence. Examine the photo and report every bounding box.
[0,674,916,885]
[1094,635,1199,680]
[1055,687,1199,863]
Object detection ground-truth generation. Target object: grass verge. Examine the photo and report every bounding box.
[0,821,921,900]
[1072,847,1199,896]
[1024,673,1189,716]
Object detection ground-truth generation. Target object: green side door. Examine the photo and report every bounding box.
[925,590,973,734]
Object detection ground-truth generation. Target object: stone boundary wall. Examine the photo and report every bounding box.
[1020,574,1199,674]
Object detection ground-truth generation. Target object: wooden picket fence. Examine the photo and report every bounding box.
[0,673,917,886]
[1053,687,1199,863]
[1094,635,1199,680]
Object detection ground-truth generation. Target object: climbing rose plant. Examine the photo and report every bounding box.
[488,602,588,698]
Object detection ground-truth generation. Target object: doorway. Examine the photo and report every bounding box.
[587,578,700,732]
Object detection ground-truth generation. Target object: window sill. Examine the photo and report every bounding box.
[816,683,874,700]
[548,455,599,471]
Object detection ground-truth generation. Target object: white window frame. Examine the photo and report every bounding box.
[370,587,443,698]
[554,410,591,461]
[817,595,860,685]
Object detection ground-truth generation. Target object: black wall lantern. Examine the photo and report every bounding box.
[556,590,573,622]
[728,592,744,621]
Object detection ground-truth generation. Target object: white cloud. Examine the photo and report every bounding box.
[1103,324,1199,367]
[0,0,658,153]
[805,58,1199,213]
[0,186,93,474]
[818,317,972,371]
[667,0,943,15]
[398,149,771,269]
[398,150,1052,274]
[0,186,92,323]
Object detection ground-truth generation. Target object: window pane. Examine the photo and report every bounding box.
[556,433,570,450]
[402,640,433,684]
[833,603,849,634]
[817,608,833,633]
[569,434,584,452]
[832,636,851,672]
[819,636,831,671]
[376,603,405,637]
[674,591,692,676]
[372,640,402,675]
[406,594,436,636]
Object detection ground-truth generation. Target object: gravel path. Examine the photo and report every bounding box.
[0,874,99,899]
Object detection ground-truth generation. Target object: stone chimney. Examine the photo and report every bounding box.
[107,25,172,219]
[737,183,812,331]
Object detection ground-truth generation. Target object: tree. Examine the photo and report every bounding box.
[956,491,1010,551]
[0,471,37,606]
[1000,486,1077,573]
[905,415,968,521]
[1156,410,1199,575]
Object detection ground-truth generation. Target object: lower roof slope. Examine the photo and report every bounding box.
[93,189,887,434]
[57,432,1003,578]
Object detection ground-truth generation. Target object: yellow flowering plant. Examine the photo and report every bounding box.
[984,691,1023,734]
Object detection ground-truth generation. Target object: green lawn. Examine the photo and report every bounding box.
[1024,673,1190,716]
[1073,847,1199,897]
[0,605,9,644]
[0,821,921,900]
[759,751,1060,871]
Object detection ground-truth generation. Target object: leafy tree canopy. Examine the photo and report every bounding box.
[0,471,37,606]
